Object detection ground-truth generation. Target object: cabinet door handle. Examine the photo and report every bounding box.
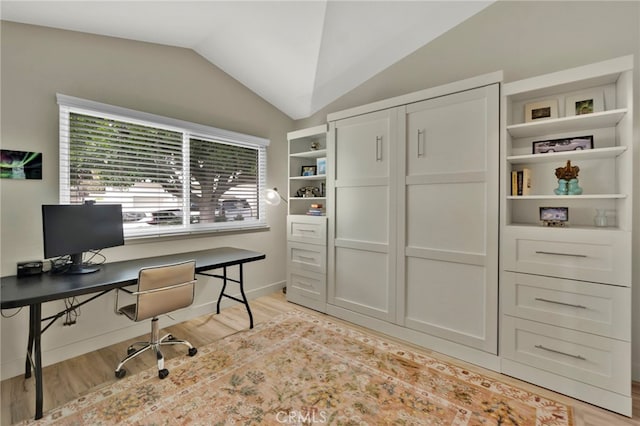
[375,136,383,162]
[534,344,586,360]
[534,298,587,309]
[535,251,587,258]
[417,129,425,158]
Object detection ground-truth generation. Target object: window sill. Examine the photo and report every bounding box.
[124,224,270,245]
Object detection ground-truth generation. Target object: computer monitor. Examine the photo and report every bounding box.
[42,203,125,274]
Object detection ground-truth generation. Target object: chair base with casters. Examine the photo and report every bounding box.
[114,316,197,379]
[114,260,198,379]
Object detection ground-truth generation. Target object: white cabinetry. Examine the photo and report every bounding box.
[500,55,633,416]
[399,85,499,354]
[328,109,396,321]
[286,126,328,312]
[327,72,502,367]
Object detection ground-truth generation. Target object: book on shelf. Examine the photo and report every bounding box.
[306,203,325,216]
[511,168,531,196]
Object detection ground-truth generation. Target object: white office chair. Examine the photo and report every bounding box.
[114,260,198,379]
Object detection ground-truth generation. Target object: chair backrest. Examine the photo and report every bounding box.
[134,260,196,321]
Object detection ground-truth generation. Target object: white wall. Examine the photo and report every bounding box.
[298,1,640,378]
[0,21,293,379]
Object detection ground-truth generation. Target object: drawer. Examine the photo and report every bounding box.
[502,227,630,286]
[287,241,326,273]
[502,272,630,340]
[287,215,327,245]
[287,270,326,312]
[288,269,325,300]
[501,316,630,395]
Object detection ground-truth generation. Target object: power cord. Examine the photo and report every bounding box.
[63,297,80,326]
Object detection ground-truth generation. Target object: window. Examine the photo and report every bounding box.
[57,94,269,239]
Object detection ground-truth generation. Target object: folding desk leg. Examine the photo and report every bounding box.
[238,265,254,329]
[215,266,228,315]
[30,303,44,420]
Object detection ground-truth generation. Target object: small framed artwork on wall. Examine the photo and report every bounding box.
[1,150,42,180]
[524,99,558,122]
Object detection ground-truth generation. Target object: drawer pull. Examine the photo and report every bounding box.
[298,229,316,233]
[534,298,587,309]
[535,251,587,258]
[297,255,316,261]
[534,344,586,360]
[294,280,313,289]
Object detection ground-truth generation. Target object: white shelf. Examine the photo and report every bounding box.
[507,146,627,164]
[290,148,327,159]
[507,194,626,200]
[290,175,326,181]
[506,109,627,138]
[290,197,326,201]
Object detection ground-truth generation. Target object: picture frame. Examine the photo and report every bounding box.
[0,150,43,180]
[316,157,326,175]
[301,165,317,176]
[565,89,604,116]
[540,207,568,222]
[524,99,558,122]
[532,135,593,154]
[540,207,569,227]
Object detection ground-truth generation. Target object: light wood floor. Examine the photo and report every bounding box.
[1,291,639,425]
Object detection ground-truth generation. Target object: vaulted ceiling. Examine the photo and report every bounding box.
[1,1,494,119]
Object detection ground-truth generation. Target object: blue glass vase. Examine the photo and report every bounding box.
[554,179,568,195]
[567,178,583,195]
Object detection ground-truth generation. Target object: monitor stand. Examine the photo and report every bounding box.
[67,253,100,274]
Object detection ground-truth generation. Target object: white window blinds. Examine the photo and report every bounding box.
[58,94,269,238]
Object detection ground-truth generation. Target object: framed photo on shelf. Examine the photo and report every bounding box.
[524,99,558,122]
[565,89,604,116]
[301,165,317,176]
[532,135,593,154]
[540,207,569,227]
[316,157,326,175]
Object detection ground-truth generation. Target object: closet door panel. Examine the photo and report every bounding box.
[335,186,388,244]
[335,113,389,181]
[334,247,389,315]
[401,84,499,354]
[329,108,396,322]
[405,257,488,347]
[406,182,486,254]
[407,92,488,176]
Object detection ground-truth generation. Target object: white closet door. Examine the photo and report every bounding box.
[398,84,499,353]
[328,109,397,321]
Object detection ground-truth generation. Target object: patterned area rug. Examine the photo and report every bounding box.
[26,310,573,425]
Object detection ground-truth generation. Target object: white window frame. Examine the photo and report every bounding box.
[57,94,270,240]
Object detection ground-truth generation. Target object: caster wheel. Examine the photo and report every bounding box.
[167,335,175,341]
[115,369,126,379]
[188,347,198,357]
[158,369,169,379]
[127,347,136,356]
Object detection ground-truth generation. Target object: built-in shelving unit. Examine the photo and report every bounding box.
[286,125,328,313]
[287,125,327,216]
[500,55,634,416]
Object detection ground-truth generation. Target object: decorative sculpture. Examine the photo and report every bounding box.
[554,160,582,195]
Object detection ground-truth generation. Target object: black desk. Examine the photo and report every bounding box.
[0,247,265,420]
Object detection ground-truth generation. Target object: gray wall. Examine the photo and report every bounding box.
[0,21,293,379]
[297,1,640,378]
